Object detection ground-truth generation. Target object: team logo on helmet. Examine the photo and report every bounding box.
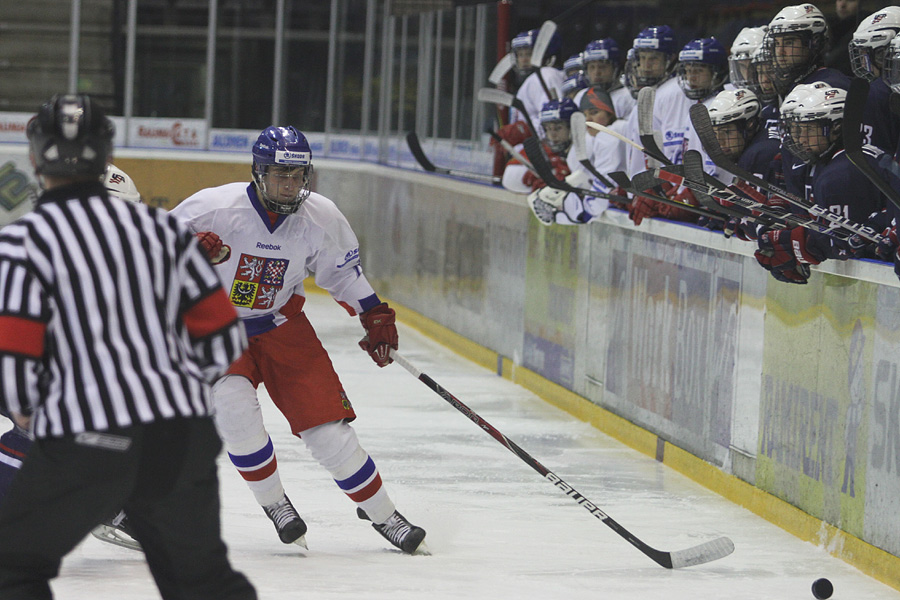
[824,89,839,99]
[873,12,888,24]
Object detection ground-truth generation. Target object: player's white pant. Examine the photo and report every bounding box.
[212,375,396,523]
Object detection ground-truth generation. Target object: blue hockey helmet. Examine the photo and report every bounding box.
[563,53,585,76]
[677,37,729,99]
[633,25,678,56]
[584,38,621,64]
[539,97,579,125]
[539,97,578,154]
[512,29,537,51]
[561,72,590,99]
[632,26,678,88]
[251,126,313,214]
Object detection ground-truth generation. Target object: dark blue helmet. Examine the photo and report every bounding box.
[251,126,313,214]
[633,25,678,56]
[584,38,621,64]
[539,97,579,125]
[677,38,729,99]
[27,94,114,179]
[561,72,590,98]
[563,53,585,76]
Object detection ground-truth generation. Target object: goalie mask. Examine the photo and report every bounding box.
[251,126,313,215]
[780,82,845,165]
[27,94,114,180]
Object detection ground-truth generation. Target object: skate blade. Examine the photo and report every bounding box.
[293,534,308,550]
[90,524,142,552]
[411,540,431,556]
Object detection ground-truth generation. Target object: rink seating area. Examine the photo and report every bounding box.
[1,145,898,589]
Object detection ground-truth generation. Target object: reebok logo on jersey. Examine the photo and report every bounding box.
[256,242,281,251]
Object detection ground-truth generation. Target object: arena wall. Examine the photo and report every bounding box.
[2,145,898,588]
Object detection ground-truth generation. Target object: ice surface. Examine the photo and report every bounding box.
[49,292,899,599]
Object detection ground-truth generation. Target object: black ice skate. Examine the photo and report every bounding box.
[91,510,142,552]
[263,495,308,548]
[357,507,428,555]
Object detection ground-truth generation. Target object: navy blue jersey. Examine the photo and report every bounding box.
[805,148,885,224]
[782,68,852,196]
[863,77,900,153]
[760,103,780,141]
[738,124,781,182]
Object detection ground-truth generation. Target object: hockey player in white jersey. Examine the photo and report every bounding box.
[495,29,565,148]
[623,25,679,177]
[580,38,636,120]
[170,126,427,555]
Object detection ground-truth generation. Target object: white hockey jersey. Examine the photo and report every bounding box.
[511,66,566,132]
[171,182,379,337]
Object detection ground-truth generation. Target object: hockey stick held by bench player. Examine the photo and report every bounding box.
[406,132,502,185]
[389,348,735,569]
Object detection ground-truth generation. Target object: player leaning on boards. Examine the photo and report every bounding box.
[0,94,256,599]
[170,126,427,555]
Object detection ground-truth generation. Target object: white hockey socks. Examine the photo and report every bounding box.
[300,421,395,524]
[212,375,285,507]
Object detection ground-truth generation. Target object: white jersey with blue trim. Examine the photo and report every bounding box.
[511,66,566,131]
[171,182,378,336]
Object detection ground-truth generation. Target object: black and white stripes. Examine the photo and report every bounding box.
[0,182,246,439]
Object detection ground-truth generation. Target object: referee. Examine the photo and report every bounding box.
[0,94,256,600]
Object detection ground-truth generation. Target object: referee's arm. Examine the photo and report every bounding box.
[0,256,48,421]
[177,231,246,382]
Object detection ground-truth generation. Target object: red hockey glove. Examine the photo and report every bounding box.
[358,303,398,367]
[548,154,571,181]
[629,193,661,226]
[523,170,545,191]
[656,185,698,222]
[196,231,231,264]
[495,121,532,147]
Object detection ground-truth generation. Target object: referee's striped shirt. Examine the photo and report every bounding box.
[0,181,247,439]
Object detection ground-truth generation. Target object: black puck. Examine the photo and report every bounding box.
[812,578,833,599]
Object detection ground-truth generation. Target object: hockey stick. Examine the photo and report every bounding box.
[570,112,614,187]
[637,86,672,166]
[664,156,851,238]
[530,21,558,101]
[477,87,540,141]
[619,170,748,222]
[488,131,535,171]
[843,77,900,212]
[406,132,502,185]
[488,52,517,86]
[389,348,735,569]
[689,103,884,243]
[585,121,647,154]
[522,137,629,201]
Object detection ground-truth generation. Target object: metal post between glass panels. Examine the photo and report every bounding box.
[451,7,462,145]
[377,3,394,162]
[430,10,443,140]
[361,0,377,136]
[398,15,408,137]
[68,0,81,94]
[325,0,339,145]
[472,4,487,143]
[204,0,218,139]
[124,0,137,145]
[272,0,286,127]
[415,12,433,137]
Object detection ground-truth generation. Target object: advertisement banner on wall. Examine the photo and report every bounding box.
[603,231,740,462]
[0,114,31,144]
[757,276,874,540]
[864,285,900,556]
[128,118,206,149]
[522,221,581,390]
[0,148,38,227]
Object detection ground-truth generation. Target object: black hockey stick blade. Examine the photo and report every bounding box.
[389,349,735,569]
[682,150,750,221]
[523,137,579,193]
[406,132,501,185]
[636,87,672,166]
[843,77,900,211]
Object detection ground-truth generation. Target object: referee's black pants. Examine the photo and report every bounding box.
[0,417,256,600]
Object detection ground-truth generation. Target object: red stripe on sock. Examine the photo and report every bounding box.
[346,473,383,503]
[0,442,26,458]
[237,457,278,482]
